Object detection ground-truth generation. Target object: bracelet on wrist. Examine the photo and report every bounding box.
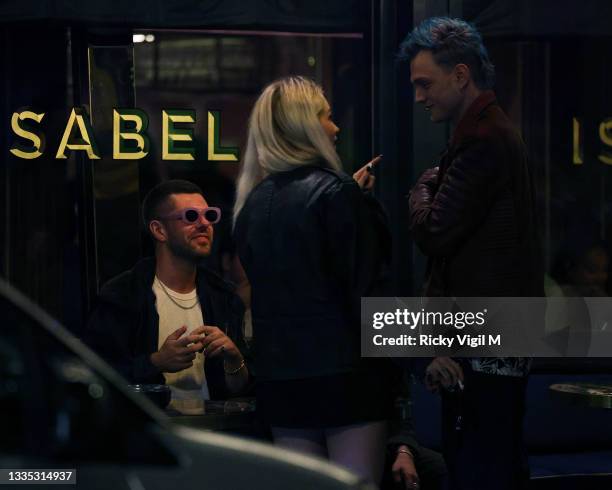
[224,358,245,375]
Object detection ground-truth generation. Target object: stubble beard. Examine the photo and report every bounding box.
[167,237,211,262]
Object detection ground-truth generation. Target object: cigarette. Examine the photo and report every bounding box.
[458,380,464,391]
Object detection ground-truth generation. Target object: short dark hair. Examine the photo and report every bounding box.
[141,179,204,230]
[399,17,495,90]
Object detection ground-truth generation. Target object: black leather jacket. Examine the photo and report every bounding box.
[234,164,391,380]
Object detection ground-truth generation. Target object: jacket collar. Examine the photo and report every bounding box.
[450,90,497,149]
[98,256,234,312]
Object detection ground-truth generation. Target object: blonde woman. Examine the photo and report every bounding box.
[233,76,395,484]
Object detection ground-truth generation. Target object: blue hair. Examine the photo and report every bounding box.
[399,17,495,90]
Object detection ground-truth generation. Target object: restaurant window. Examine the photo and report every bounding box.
[131,30,371,275]
[0,26,83,332]
[1,18,372,337]
[408,4,612,309]
[484,37,612,303]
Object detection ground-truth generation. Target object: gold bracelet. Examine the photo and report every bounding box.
[224,358,245,375]
[397,448,414,459]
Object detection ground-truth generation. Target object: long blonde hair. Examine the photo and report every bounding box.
[233,76,342,222]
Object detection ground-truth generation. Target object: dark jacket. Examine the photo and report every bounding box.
[409,91,543,297]
[234,164,392,380]
[83,257,246,399]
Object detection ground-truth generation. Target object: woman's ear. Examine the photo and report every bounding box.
[149,220,167,242]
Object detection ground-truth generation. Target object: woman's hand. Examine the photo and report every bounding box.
[353,155,382,190]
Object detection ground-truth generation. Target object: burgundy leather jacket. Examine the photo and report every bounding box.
[409,91,543,297]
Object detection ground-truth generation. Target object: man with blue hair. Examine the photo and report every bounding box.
[395,17,543,490]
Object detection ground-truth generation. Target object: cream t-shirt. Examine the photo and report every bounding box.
[153,276,210,414]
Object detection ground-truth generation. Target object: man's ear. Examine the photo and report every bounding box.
[454,63,470,90]
[149,220,168,242]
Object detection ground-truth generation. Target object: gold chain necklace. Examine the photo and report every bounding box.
[155,277,199,310]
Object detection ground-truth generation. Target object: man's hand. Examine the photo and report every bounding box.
[150,325,206,373]
[425,356,464,392]
[353,155,382,191]
[409,166,439,216]
[200,325,243,370]
[392,446,420,489]
[417,166,439,190]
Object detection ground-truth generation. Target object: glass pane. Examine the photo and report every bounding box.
[133,30,369,277]
[88,45,142,286]
[486,37,612,300]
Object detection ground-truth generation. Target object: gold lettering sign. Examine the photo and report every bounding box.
[572,116,612,166]
[10,110,46,159]
[113,109,150,160]
[8,107,239,161]
[162,109,195,161]
[572,117,583,165]
[56,108,100,160]
[208,111,238,162]
[598,118,612,165]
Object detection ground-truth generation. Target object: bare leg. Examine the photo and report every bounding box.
[271,426,328,459]
[326,420,388,485]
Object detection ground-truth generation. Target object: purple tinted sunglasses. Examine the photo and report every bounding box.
[159,207,221,225]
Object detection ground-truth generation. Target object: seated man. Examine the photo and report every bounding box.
[84,180,249,413]
[386,370,447,490]
[387,411,447,490]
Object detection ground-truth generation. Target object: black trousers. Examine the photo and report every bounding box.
[441,369,529,490]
